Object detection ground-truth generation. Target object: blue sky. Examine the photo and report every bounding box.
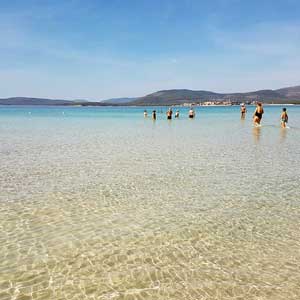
[0,0,300,100]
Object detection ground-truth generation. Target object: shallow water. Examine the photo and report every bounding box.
[1,105,300,300]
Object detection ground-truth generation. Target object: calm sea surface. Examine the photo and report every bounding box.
[1,105,300,300]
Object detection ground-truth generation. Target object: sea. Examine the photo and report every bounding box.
[1,105,300,300]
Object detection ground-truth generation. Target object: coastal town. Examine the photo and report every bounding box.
[176,100,257,107]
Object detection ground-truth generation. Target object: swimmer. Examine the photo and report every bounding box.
[280,108,288,128]
[240,104,247,119]
[152,110,156,120]
[253,102,264,126]
[189,108,195,119]
[175,110,179,118]
[144,110,148,118]
[166,108,173,120]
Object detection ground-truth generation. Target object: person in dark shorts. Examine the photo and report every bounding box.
[280,108,288,128]
[189,108,195,118]
[240,104,247,119]
[166,108,173,120]
[152,110,156,120]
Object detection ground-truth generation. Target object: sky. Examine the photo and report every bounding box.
[0,0,300,100]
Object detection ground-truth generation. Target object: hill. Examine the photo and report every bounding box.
[1,85,300,106]
[100,97,137,104]
[130,86,300,106]
[0,97,112,106]
[0,97,76,106]
[276,86,300,98]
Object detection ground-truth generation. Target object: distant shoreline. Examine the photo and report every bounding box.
[1,85,300,106]
[0,103,299,107]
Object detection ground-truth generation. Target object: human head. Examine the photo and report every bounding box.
[257,102,262,107]
[283,108,286,112]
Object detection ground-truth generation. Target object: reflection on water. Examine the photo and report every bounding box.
[280,127,288,143]
[240,117,246,127]
[0,106,300,300]
[252,126,261,143]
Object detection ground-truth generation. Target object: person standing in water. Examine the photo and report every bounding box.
[240,104,247,119]
[189,107,195,118]
[280,108,288,128]
[175,110,180,118]
[144,110,148,118]
[253,102,264,126]
[152,110,156,120]
[166,108,173,120]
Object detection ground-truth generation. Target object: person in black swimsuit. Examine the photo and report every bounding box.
[253,102,264,125]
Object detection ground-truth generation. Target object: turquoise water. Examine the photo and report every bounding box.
[1,105,300,300]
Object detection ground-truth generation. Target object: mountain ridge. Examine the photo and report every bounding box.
[129,85,300,105]
[1,85,300,106]
[100,97,138,104]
